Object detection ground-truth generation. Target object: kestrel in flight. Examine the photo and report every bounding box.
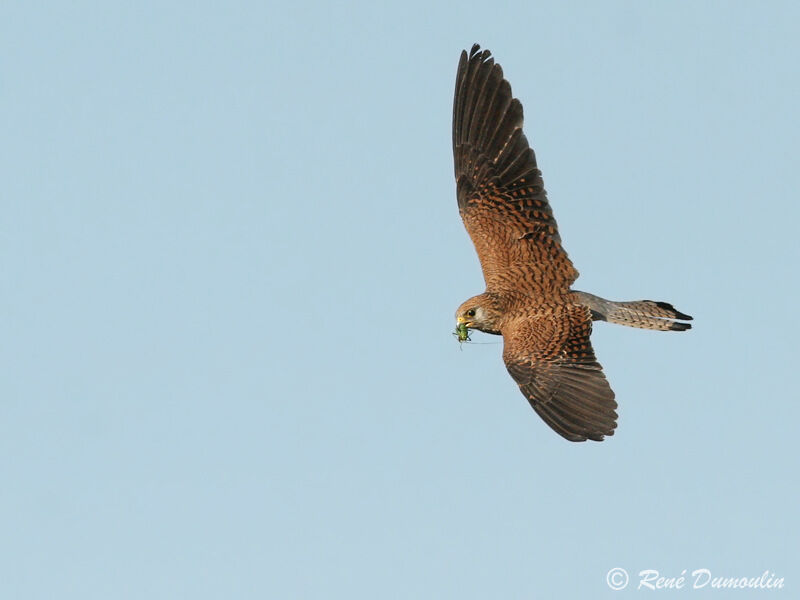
[453,44,692,442]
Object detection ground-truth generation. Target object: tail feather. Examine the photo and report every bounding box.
[574,291,693,332]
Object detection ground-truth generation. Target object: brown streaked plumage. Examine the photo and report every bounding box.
[453,44,692,442]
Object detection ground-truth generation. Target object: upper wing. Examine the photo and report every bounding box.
[502,305,617,442]
[453,44,578,294]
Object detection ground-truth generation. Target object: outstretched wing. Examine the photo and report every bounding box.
[453,44,577,295]
[502,305,617,442]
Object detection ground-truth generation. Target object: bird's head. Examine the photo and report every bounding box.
[455,293,502,335]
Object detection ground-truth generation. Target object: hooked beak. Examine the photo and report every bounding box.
[457,316,473,327]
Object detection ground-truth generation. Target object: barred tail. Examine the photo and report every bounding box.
[574,291,693,332]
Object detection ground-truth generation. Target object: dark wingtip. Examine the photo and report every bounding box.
[669,321,692,332]
[585,431,614,442]
[467,43,492,63]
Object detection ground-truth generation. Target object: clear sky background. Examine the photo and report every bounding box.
[2,1,798,598]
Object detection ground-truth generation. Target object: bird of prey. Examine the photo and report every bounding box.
[452,44,692,442]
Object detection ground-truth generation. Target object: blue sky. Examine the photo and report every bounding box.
[2,1,798,598]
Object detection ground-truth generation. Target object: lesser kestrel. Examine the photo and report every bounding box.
[453,44,692,442]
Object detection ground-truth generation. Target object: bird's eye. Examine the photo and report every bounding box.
[467,309,476,318]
